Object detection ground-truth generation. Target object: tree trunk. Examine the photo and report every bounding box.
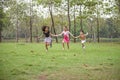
[25,21,28,42]
[16,3,19,42]
[36,27,39,43]
[79,5,83,31]
[50,25,53,34]
[118,0,120,13]
[16,22,18,43]
[93,32,96,42]
[97,18,100,43]
[67,0,71,31]
[29,0,32,42]
[30,18,32,42]
[97,5,100,43]
[74,4,76,43]
[49,4,58,43]
[60,16,63,32]
[90,22,93,42]
[0,30,2,42]
[25,31,28,42]
[61,19,63,32]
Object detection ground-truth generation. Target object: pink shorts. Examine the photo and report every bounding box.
[63,38,69,43]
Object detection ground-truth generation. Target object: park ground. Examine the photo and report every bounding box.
[0,42,120,80]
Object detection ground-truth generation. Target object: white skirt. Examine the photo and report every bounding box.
[81,40,86,43]
[44,37,52,43]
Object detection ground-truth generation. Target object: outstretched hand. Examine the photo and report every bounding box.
[74,37,78,38]
[52,35,58,37]
[73,36,76,38]
[54,35,58,37]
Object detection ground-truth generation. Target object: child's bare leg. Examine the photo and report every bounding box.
[82,43,85,48]
[67,42,69,49]
[45,42,48,51]
[50,40,52,47]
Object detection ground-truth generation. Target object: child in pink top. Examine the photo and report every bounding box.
[56,26,74,50]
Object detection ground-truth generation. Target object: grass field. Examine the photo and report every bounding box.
[0,42,120,80]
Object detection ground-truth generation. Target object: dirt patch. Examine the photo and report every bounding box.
[30,50,34,53]
[39,74,47,80]
[83,64,89,67]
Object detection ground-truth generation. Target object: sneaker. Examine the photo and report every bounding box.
[46,50,48,52]
[83,46,85,49]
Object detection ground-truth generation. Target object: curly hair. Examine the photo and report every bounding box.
[42,26,49,32]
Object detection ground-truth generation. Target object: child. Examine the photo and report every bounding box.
[75,30,88,49]
[56,26,74,50]
[41,26,55,52]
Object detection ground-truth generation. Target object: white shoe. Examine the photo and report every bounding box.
[83,46,85,49]
[46,50,48,52]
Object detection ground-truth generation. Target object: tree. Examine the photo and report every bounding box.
[0,0,9,42]
[48,1,58,43]
[73,2,76,42]
[0,7,8,42]
[1,0,120,43]
[88,0,102,43]
[67,0,71,32]
[29,0,33,42]
[16,1,19,42]
[0,8,6,42]
[96,3,100,43]
[76,0,85,31]
[4,0,30,42]
[115,0,120,13]
[70,0,77,42]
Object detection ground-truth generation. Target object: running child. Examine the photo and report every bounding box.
[56,26,74,50]
[75,30,88,49]
[41,26,55,52]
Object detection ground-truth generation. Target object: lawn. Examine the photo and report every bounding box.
[0,42,120,80]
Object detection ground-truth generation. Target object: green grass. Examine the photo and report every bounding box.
[0,42,120,80]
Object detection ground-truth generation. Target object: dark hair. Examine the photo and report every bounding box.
[42,26,49,32]
[64,26,68,30]
[80,29,84,33]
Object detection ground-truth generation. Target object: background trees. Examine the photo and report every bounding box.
[0,0,9,42]
[0,0,120,43]
[0,8,6,42]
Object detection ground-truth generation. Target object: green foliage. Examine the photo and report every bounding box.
[37,0,62,6]
[0,8,7,30]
